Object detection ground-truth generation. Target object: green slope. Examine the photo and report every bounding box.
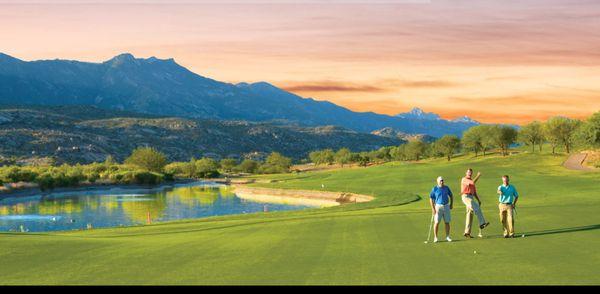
[1,152,599,285]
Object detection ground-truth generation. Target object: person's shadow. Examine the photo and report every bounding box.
[480,224,600,240]
[521,224,600,238]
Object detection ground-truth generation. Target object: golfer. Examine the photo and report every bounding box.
[461,168,489,238]
[497,175,519,238]
[429,176,453,243]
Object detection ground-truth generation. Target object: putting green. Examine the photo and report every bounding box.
[1,152,599,285]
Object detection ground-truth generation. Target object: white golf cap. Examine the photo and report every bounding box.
[437,176,444,182]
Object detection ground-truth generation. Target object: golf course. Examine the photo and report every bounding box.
[1,150,598,285]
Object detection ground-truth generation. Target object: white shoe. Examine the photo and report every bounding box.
[433,237,439,243]
[446,236,452,242]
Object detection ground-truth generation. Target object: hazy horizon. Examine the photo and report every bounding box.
[1,0,599,124]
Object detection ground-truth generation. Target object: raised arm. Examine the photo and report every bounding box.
[473,172,482,183]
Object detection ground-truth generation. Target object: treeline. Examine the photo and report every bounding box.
[0,148,294,190]
[308,112,600,165]
[1,112,599,190]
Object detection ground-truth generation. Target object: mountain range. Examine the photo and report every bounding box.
[0,53,478,137]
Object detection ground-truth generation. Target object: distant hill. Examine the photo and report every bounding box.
[0,53,478,137]
[371,127,437,143]
[0,105,403,164]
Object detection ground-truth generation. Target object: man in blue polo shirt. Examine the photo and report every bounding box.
[497,175,520,238]
[430,176,454,243]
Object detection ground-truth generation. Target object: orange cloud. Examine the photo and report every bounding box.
[281,82,388,93]
[280,79,458,94]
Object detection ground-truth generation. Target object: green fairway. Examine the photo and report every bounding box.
[1,152,599,285]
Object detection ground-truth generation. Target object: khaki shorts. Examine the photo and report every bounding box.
[435,204,451,224]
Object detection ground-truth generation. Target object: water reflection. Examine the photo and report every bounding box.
[0,182,310,232]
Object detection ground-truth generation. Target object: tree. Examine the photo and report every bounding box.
[544,117,581,154]
[462,126,484,156]
[433,135,461,161]
[195,157,220,178]
[104,155,117,166]
[219,158,238,173]
[334,148,352,167]
[405,141,427,161]
[370,146,392,163]
[185,157,197,178]
[492,125,518,156]
[236,159,259,174]
[575,111,600,148]
[479,125,498,156]
[356,153,371,167]
[390,145,408,161]
[518,121,545,153]
[259,152,292,174]
[124,147,168,172]
[309,149,335,165]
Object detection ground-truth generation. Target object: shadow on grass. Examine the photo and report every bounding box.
[521,224,600,238]
[475,224,600,240]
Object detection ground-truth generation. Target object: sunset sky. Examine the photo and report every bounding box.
[1,0,599,124]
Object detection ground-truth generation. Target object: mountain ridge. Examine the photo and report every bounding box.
[0,52,479,137]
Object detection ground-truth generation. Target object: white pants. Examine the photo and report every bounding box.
[435,204,451,224]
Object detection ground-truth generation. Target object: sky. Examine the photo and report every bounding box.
[1,0,599,124]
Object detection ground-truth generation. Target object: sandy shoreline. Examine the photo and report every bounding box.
[1,179,375,209]
[232,185,374,207]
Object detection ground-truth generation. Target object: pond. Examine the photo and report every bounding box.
[0,182,312,232]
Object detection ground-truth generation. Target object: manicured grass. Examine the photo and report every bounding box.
[1,152,599,285]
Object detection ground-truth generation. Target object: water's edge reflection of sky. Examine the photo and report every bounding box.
[0,182,311,232]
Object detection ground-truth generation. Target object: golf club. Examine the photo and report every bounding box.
[424,213,434,243]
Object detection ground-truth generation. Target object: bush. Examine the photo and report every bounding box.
[36,173,55,191]
[165,162,195,178]
[257,164,288,174]
[132,171,164,185]
[3,167,38,183]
